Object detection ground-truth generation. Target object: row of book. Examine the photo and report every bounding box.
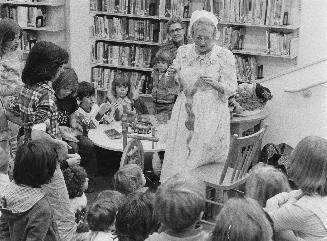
[266,31,297,56]
[235,55,260,82]
[92,15,169,43]
[213,0,292,26]
[90,0,157,16]
[1,6,46,28]
[221,27,245,50]
[92,42,153,68]
[90,0,210,18]
[91,67,151,94]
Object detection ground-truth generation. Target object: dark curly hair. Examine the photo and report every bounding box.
[62,165,88,199]
[22,41,69,85]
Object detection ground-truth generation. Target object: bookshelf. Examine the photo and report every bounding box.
[90,0,300,101]
[0,0,67,54]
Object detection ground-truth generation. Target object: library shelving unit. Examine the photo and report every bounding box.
[89,0,301,101]
[214,0,301,81]
[0,0,67,55]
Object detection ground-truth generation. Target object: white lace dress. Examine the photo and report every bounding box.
[160,44,237,183]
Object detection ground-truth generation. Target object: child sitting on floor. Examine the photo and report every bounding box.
[151,49,179,118]
[116,191,159,241]
[246,163,291,207]
[62,166,88,219]
[210,197,273,241]
[113,164,147,195]
[265,136,327,241]
[0,140,60,240]
[146,173,209,241]
[83,199,118,241]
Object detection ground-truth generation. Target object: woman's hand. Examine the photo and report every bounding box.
[98,103,112,116]
[166,65,176,79]
[66,153,81,166]
[201,75,224,93]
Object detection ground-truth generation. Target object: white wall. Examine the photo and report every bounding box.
[262,60,327,147]
[68,0,92,83]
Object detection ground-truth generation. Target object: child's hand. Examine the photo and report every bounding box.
[66,153,81,166]
[98,103,112,116]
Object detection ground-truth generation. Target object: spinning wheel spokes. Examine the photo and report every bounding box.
[120,139,144,170]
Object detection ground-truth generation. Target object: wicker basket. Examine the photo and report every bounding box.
[235,96,267,111]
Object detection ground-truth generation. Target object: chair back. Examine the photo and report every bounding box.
[219,125,267,185]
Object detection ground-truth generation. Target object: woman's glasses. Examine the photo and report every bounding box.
[169,27,183,34]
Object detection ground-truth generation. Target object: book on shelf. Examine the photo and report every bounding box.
[221,26,245,50]
[214,0,292,26]
[92,15,161,43]
[235,55,259,82]
[19,30,37,51]
[265,31,296,56]
[1,5,46,28]
[93,42,153,68]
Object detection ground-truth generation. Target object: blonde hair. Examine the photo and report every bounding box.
[154,173,205,231]
[113,164,145,195]
[211,198,273,241]
[246,163,290,207]
[288,136,327,196]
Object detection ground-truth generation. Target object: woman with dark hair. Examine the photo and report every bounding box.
[18,41,78,241]
[0,140,60,241]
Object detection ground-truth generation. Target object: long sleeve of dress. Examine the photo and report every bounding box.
[218,49,237,101]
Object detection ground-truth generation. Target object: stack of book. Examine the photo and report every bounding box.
[19,31,37,51]
[1,5,46,28]
[213,0,291,26]
[92,42,153,68]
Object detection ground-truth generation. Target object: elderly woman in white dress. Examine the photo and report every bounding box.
[160,10,237,183]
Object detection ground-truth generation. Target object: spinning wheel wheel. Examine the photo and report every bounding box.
[120,139,144,170]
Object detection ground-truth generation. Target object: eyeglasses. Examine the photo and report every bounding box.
[169,27,183,34]
[194,35,212,42]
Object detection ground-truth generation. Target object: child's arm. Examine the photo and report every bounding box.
[69,112,83,135]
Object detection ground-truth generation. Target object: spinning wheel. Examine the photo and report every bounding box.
[120,139,144,170]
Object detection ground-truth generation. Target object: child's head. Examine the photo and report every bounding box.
[211,198,273,241]
[87,199,117,232]
[77,81,96,109]
[116,191,158,241]
[13,140,57,188]
[0,18,22,54]
[246,163,290,207]
[96,190,125,207]
[113,164,146,195]
[154,173,205,231]
[52,67,79,99]
[288,136,327,196]
[22,41,69,85]
[62,165,88,199]
[111,73,132,99]
[154,50,172,73]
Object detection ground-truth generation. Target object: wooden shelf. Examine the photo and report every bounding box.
[92,63,152,72]
[232,49,297,59]
[218,22,300,30]
[94,37,161,46]
[0,0,64,7]
[91,11,190,21]
[22,26,65,32]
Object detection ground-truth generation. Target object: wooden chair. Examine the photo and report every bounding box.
[190,124,267,225]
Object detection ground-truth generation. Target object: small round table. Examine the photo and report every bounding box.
[88,121,166,153]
